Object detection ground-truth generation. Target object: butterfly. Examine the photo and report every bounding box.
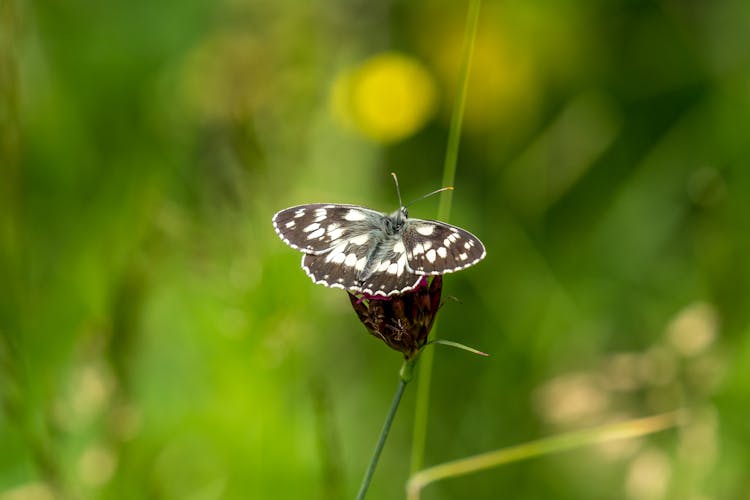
[272,176,486,297]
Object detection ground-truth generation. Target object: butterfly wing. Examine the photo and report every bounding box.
[273,203,408,294]
[302,247,422,297]
[354,236,423,296]
[274,204,485,295]
[302,233,423,296]
[272,204,384,254]
[300,230,378,291]
[401,219,486,275]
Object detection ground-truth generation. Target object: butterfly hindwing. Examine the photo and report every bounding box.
[401,219,486,275]
[302,231,422,296]
[356,237,423,296]
[272,204,383,255]
[300,229,378,290]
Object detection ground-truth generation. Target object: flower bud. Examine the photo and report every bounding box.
[348,276,443,359]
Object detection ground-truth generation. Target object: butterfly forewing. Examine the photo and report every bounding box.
[401,219,486,275]
[273,204,383,255]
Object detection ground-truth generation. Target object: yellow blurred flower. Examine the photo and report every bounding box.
[411,3,543,135]
[330,52,437,143]
[433,28,538,133]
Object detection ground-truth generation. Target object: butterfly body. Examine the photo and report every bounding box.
[273,202,485,297]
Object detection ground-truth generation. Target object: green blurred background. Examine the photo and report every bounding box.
[2,0,750,498]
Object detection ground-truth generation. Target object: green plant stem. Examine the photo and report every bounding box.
[438,0,481,220]
[407,410,687,500]
[411,0,482,474]
[409,341,433,473]
[356,362,413,500]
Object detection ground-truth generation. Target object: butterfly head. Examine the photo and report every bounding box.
[385,206,409,234]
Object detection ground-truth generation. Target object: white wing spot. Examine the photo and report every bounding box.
[294,209,306,218]
[437,247,447,258]
[314,208,327,217]
[426,249,437,263]
[325,242,347,262]
[378,260,391,272]
[350,234,370,245]
[443,238,452,247]
[416,225,435,236]
[344,209,367,221]
[412,243,424,255]
[459,253,468,261]
[396,253,407,276]
[329,228,344,240]
[307,227,325,239]
[303,222,320,233]
[387,262,398,274]
[464,241,472,249]
[332,252,346,264]
[355,257,367,271]
[393,241,405,253]
[423,241,433,250]
[344,253,358,267]
[285,221,296,228]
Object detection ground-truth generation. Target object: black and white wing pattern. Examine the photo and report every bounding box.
[302,242,422,296]
[273,202,486,297]
[274,203,418,295]
[272,204,382,255]
[401,219,486,275]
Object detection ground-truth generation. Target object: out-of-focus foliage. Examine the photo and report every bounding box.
[1,0,749,499]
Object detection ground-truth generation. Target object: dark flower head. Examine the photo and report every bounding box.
[348,276,442,360]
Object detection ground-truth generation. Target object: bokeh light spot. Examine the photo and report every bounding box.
[626,448,671,500]
[534,373,610,426]
[666,302,719,358]
[78,445,117,487]
[330,52,437,143]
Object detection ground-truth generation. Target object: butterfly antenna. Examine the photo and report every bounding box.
[391,172,405,208]
[405,186,454,208]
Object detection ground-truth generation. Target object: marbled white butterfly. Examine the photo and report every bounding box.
[272,175,486,297]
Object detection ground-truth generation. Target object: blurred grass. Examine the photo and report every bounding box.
[408,410,686,499]
[2,0,750,499]
[412,0,481,476]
